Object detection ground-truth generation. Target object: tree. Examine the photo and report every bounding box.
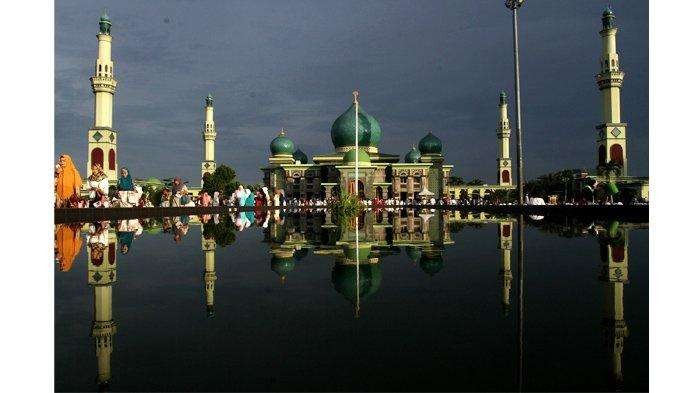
[465,178,485,186]
[202,165,237,196]
[202,214,236,247]
[448,176,465,186]
[596,161,622,203]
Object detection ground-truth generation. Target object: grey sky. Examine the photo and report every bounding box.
[55,0,648,184]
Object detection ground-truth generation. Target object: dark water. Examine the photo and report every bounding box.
[54,210,648,392]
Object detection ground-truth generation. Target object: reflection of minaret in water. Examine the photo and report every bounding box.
[498,221,513,315]
[202,233,217,317]
[87,227,118,390]
[598,222,629,390]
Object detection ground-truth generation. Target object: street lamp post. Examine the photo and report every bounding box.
[506,0,525,206]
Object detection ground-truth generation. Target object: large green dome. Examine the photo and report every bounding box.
[343,148,372,165]
[418,131,443,155]
[404,146,422,163]
[270,130,295,156]
[292,148,308,164]
[330,103,382,149]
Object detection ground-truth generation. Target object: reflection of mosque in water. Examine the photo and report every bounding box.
[57,213,640,391]
[263,210,515,315]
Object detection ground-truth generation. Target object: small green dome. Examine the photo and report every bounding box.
[292,148,308,164]
[404,146,421,163]
[99,9,112,34]
[332,264,382,302]
[270,130,295,156]
[330,103,382,149]
[418,131,443,155]
[343,148,371,165]
[419,252,444,276]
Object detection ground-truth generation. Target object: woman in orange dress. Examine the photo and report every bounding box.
[55,154,82,207]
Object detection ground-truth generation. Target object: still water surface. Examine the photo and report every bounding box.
[55,209,648,392]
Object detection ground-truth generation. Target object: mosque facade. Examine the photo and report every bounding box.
[261,94,513,201]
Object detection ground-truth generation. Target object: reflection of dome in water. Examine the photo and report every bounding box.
[419,252,444,276]
[293,248,309,261]
[332,264,382,302]
[271,254,296,280]
[405,246,422,264]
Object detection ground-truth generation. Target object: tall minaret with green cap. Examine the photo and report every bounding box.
[201,94,217,186]
[595,6,628,176]
[87,9,119,183]
[497,91,512,186]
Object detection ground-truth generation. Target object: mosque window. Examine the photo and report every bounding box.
[108,243,116,264]
[610,144,623,166]
[502,170,510,183]
[108,149,116,170]
[91,147,104,168]
[611,59,616,68]
[611,245,625,262]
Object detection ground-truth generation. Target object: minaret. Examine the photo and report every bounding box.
[598,222,629,390]
[202,233,217,317]
[595,6,628,176]
[201,94,217,186]
[497,91,513,186]
[87,10,119,183]
[87,227,118,390]
[498,221,513,315]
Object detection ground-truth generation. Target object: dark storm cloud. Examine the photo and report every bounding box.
[55,0,648,183]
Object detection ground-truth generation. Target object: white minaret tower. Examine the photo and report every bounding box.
[498,221,513,315]
[595,6,627,176]
[87,9,119,183]
[201,94,217,186]
[497,91,512,186]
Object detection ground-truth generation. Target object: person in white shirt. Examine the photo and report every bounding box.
[87,164,110,206]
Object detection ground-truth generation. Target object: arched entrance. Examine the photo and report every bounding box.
[347,180,364,199]
[501,170,510,183]
[459,190,469,200]
[610,144,624,166]
[108,149,116,170]
[91,147,104,169]
[375,186,382,199]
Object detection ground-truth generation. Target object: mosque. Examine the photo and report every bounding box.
[80,8,647,201]
[260,91,514,201]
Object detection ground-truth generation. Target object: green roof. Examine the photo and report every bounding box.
[343,148,371,165]
[293,148,309,164]
[404,146,421,163]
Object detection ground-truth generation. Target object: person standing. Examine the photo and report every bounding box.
[55,154,82,207]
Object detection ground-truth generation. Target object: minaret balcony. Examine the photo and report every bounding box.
[90,76,117,93]
[596,70,625,90]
